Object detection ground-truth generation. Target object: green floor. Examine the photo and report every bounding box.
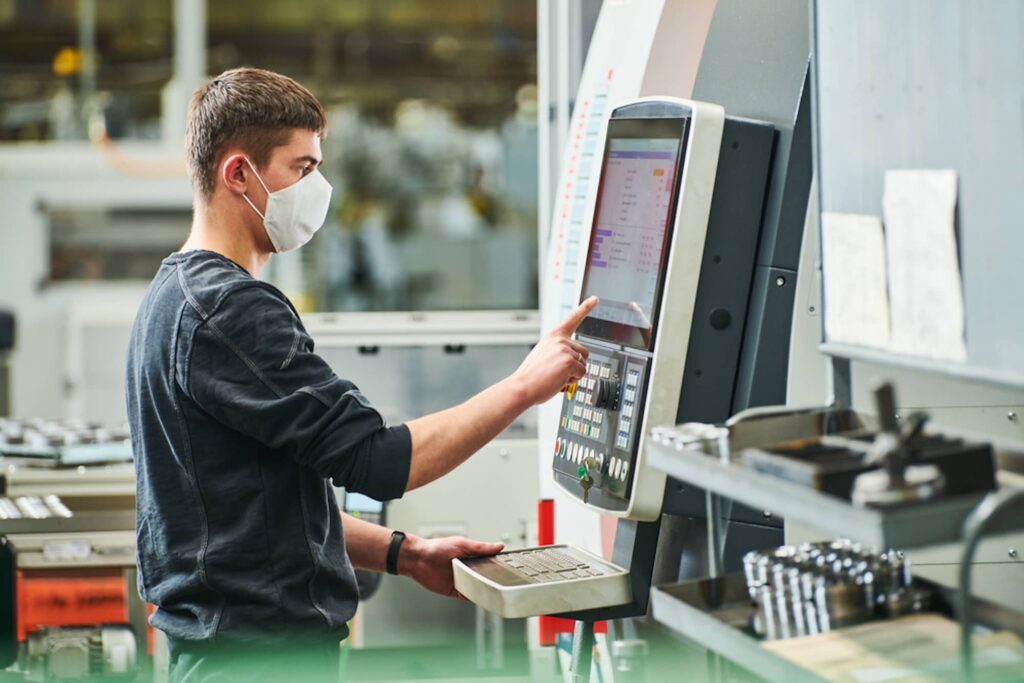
[341,619,768,683]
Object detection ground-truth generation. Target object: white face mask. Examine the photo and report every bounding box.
[241,157,333,253]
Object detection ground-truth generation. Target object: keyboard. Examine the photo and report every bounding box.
[492,546,612,583]
[453,544,631,618]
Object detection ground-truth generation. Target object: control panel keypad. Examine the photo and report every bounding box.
[554,349,648,501]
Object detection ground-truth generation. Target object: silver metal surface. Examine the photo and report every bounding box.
[646,436,990,549]
[1,462,135,499]
[820,343,1024,393]
[43,494,73,518]
[305,310,539,348]
[474,607,504,670]
[741,540,916,639]
[957,488,1024,682]
[851,465,946,508]
[724,404,871,451]
[4,530,135,569]
[0,509,133,536]
[570,620,595,683]
[650,578,829,683]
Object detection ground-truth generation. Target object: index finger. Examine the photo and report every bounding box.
[554,296,599,336]
[627,300,652,327]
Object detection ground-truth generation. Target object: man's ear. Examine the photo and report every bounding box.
[220,154,250,196]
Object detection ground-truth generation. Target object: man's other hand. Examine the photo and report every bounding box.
[511,296,599,406]
[398,535,504,599]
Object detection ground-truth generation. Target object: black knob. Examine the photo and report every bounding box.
[594,379,619,410]
[709,308,731,330]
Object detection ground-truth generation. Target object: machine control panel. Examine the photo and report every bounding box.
[551,98,725,521]
[454,97,726,617]
[554,350,649,503]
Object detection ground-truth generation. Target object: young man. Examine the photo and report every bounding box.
[125,68,596,681]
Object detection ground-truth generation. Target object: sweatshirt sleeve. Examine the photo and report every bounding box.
[183,283,411,501]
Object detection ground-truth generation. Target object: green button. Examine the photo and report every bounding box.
[577,466,587,478]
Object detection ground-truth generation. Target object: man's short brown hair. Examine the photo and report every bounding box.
[185,68,327,200]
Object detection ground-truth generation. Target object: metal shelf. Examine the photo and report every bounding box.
[647,439,990,550]
[650,574,1024,683]
[820,343,1024,392]
[650,575,827,683]
[0,509,135,536]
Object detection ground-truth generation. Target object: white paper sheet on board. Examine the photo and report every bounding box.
[821,212,891,349]
[882,169,967,362]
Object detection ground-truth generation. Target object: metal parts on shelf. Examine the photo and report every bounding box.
[715,396,996,506]
[741,539,932,641]
[851,383,946,507]
[650,423,730,460]
[0,495,73,521]
[0,418,132,467]
[647,404,1004,549]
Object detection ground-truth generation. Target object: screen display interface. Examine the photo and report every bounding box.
[578,122,686,350]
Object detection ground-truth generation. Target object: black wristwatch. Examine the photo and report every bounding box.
[386,530,406,576]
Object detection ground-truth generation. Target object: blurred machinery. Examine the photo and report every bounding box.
[0,308,544,668]
[306,310,540,649]
[0,420,143,682]
[0,420,131,468]
[0,312,12,417]
[281,102,538,315]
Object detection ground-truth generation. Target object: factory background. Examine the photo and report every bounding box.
[0,1,1022,682]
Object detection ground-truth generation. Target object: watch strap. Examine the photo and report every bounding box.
[386,530,406,575]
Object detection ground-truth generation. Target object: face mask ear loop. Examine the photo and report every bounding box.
[241,157,271,220]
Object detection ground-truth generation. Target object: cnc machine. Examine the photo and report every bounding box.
[455,98,783,619]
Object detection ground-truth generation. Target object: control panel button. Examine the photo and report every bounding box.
[593,379,620,410]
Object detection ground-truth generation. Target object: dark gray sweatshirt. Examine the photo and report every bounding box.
[125,249,410,647]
